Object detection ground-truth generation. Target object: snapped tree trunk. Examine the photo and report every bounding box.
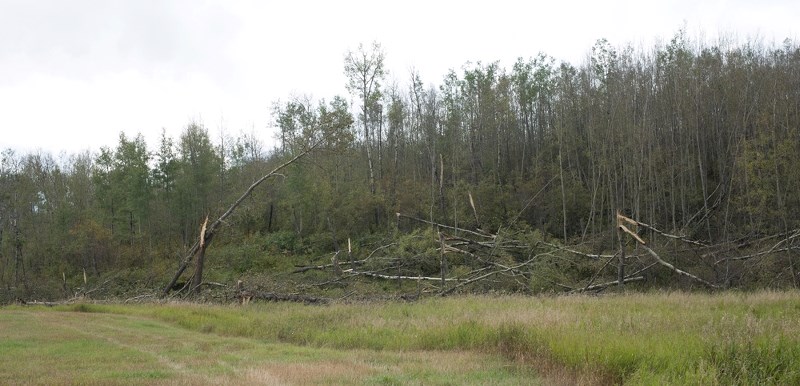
[162,140,322,296]
[191,216,209,293]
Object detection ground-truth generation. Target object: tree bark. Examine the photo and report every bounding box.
[617,210,625,287]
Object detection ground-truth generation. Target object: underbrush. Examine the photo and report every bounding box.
[53,290,800,385]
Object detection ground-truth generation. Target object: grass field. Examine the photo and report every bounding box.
[2,291,799,385]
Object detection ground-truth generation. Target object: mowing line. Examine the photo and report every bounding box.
[30,311,255,384]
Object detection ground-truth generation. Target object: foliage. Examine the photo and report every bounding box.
[2,33,800,296]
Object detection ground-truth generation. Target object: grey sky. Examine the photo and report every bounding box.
[0,0,797,155]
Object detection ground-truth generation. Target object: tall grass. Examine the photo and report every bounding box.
[58,291,800,384]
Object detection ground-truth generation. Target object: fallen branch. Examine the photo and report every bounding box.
[575,277,646,293]
[540,241,614,259]
[343,269,465,282]
[294,257,369,273]
[642,245,719,289]
[446,235,528,249]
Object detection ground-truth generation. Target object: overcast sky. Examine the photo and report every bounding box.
[1,0,797,156]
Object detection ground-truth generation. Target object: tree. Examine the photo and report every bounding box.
[344,41,386,196]
[175,123,221,244]
[113,133,151,243]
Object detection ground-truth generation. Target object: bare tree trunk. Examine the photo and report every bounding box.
[439,154,445,214]
[191,216,209,293]
[616,210,625,287]
[12,216,25,287]
[366,136,376,195]
[439,230,447,288]
[392,117,400,208]
[378,107,383,181]
[559,148,568,243]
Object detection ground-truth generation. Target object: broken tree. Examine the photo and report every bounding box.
[162,139,323,296]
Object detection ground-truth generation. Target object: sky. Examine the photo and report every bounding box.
[0,0,798,156]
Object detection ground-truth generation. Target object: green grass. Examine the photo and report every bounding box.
[3,291,800,384]
[0,306,533,385]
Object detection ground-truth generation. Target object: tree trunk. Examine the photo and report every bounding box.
[617,211,625,287]
[439,230,448,288]
[191,216,209,293]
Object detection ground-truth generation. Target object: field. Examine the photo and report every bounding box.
[1,291,799,385]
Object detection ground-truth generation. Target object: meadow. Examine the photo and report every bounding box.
[2,291,799,385]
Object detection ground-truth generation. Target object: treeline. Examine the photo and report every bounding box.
[2,31,799,297]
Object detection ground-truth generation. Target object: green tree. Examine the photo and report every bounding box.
[345,41,386,196]
[112,133,151,242]
[175,123,222,244]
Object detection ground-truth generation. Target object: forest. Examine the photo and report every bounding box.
[2,31,799,302]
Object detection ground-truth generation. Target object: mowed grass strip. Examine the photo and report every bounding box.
[0,308,534,385]
[45,290,800,385]
[0,311,175,385]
